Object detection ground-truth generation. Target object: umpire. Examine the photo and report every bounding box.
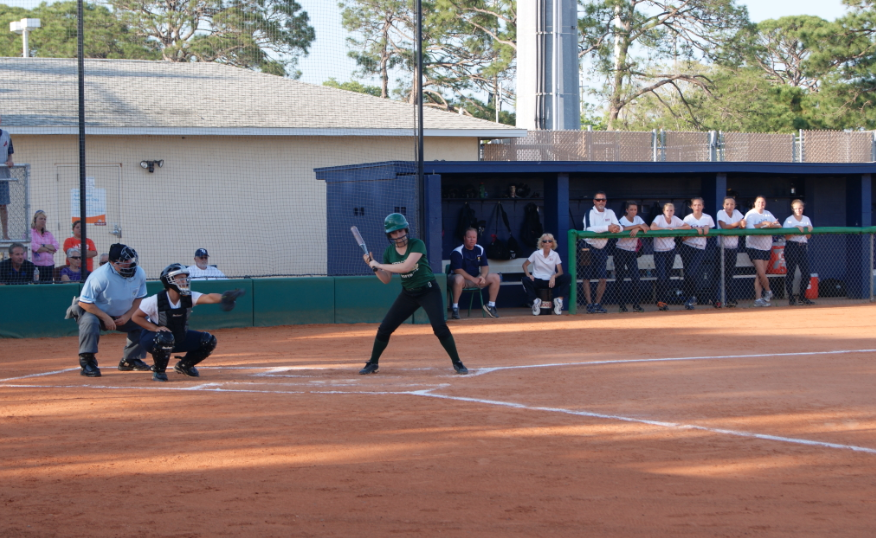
[73,243,150,377]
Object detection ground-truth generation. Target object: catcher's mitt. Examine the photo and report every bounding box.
[220,288,246,312]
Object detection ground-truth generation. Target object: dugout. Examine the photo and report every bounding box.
[318,160,874,309]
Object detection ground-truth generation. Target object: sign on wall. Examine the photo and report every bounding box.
[70,177,107,226]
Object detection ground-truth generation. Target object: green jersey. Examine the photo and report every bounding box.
[382,238,434,290]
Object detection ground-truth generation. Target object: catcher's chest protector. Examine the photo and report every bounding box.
[156,291,193,342]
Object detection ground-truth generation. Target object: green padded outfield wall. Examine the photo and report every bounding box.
[254,277,334,326]
[0,283,82,338]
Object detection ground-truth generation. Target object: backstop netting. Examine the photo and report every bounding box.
[0,0,480,280]
[568,227,876,314]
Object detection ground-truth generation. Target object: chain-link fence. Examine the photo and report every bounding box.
[567,227,875,314]
[484,130,875,163]
[0,165,31,254]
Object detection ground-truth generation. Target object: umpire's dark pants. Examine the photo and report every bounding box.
[521,274,571,302]
[78,312,142,360]
[377,281,451,341]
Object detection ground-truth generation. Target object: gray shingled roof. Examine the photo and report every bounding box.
[0,57,525,138]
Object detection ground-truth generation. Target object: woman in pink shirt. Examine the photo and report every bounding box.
[30,210,59,283]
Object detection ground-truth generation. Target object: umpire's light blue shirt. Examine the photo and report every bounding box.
[79,263,147,317]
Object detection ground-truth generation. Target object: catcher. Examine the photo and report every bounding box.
[132,263,245,382]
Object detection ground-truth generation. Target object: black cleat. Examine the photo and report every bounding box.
[632,304,645,313]
[79,354,101,377]
[618,304,628,313]
[450,307,460,320]
[482,305,499,318]
[152,371,168,382]
[453,361,469,375]
[174,362,200,377]
[118,358,152,371]
[359,362,379,375]
[799,297,815,305]
[789,295,798,306]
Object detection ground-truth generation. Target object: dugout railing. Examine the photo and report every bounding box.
[567,227,876,314]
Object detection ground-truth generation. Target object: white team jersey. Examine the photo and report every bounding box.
[584,208,620,249]
[716,209,744,249]
[139,291,204,325]
[651,215,684,252]
[188,265,227,280]
[527,249,562,280]
[744,210,778,251]
[681,213,715,250]
[616,215,645,252]
[783,215,813,243]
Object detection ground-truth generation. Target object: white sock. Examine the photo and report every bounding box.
[452,303,458,309]
[488,301,495,307]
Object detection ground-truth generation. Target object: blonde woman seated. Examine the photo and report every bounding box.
[521,233,571,316]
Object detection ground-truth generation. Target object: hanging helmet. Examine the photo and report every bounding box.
[160,263,191,295]
[108,244,139,278]
[384,213,409,234]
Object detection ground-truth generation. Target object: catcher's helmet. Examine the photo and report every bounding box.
[108,244,139,278]
[384,213,409,234]
[160,263,191,296]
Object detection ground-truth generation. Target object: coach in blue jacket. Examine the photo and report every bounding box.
[449,228,501,319]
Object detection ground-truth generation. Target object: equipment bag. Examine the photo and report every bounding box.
[486,203,512,260]
[521,202,543,249]
[454,202,478,242]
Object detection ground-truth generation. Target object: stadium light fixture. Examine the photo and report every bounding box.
[139,160,164,173]
[9,18,40,58]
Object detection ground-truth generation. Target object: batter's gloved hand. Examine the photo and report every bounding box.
[220,288,246,312]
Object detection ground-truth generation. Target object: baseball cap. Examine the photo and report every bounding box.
[195,248,209,257]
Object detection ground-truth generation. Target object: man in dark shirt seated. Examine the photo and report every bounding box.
[0,243,36,284]
[449,228,501,319]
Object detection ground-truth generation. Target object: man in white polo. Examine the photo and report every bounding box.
[583,191,622,314]
[188,248,227,280]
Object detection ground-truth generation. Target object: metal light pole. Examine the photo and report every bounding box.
[9,18,41,58]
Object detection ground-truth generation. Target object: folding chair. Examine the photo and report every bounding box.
[445,264,485,318]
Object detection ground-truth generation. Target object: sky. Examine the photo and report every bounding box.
[1,0,856,87]
[296,0,853,87]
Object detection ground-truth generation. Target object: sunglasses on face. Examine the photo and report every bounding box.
[542,240,553,244]
[69,256,81,259]
[594,198,607,202]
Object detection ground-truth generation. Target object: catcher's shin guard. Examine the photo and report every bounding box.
[150,331,175,373]
[181,332,216,368]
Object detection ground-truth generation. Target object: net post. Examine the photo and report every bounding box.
[720,241,725,305]
[77,0,87,283]
[568,228,577,314]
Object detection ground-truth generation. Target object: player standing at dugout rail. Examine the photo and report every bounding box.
[679,197,715,310]
[359,213,469,375]
[67,244,150,377]
[783,199,816,306]
[582,191,622,314]
[0,114,14,240]
[132,263,244,382]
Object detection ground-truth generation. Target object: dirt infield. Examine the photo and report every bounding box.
[2,304,876,537]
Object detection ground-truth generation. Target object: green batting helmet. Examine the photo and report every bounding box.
[384,213,409,234]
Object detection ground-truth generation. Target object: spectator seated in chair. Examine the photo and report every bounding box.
[0,242,36,285]
[521,233,570,316]
[187,248,227,280]
[448,228,501,319]
[60,247,89,282]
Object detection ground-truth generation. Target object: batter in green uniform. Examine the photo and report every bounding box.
[359,213,468,375]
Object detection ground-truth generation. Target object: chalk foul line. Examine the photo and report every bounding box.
[470,348,876,376]
[406,390,876,455]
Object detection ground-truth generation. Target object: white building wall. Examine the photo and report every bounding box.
[12,134,477,278]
